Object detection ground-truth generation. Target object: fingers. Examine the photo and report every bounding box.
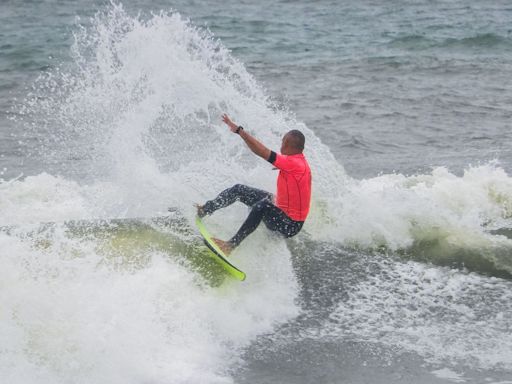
[221,113,237,131]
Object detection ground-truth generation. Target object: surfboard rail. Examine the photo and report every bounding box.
[195,216,246,281]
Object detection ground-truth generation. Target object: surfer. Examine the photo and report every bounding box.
[196,114,312,255]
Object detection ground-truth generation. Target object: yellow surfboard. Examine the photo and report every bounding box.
[195,216,246,281]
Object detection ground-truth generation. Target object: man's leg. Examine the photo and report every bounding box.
[215,199,304,253]
[200,184,272,217]
[228,198,275,247]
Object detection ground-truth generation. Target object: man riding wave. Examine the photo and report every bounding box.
[196,114,312,255]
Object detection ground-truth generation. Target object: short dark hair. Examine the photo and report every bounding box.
[287,130,305,151]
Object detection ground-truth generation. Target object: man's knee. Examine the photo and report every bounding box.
[231,184,247,194]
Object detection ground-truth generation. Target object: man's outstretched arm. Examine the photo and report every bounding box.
[222,114,271,161]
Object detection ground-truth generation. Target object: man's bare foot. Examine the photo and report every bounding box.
[212,237,233,256]
[194,203,206,218]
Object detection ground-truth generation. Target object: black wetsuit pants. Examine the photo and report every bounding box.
[202,184,304,247]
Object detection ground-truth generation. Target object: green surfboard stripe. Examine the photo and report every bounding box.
[195,216,246,281]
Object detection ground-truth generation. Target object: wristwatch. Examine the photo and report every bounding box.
[235,125,244,134]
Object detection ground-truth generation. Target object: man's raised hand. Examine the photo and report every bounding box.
[222,113,238,133]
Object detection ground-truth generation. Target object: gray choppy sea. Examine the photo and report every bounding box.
[3,0,512,178]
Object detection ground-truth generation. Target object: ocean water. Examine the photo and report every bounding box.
[1,1,512,383]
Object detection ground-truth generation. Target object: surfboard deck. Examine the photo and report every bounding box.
[195,216,246,281]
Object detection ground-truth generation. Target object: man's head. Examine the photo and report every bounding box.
[281,130,305,155]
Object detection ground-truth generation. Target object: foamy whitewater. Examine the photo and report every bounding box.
[1,3,512,383]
